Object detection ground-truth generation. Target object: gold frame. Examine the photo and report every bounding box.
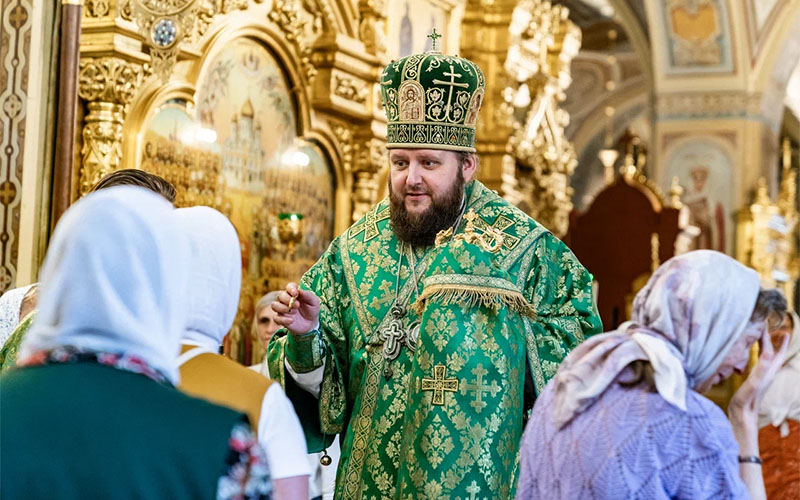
[77,0,391,235]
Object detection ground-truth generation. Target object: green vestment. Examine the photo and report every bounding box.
[268,180,602,499]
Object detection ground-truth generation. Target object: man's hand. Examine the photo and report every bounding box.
[272,282,321,335]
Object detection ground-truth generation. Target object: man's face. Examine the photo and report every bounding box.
[388,148,477,246]
[257,306,280,347]
[389,149,476,214]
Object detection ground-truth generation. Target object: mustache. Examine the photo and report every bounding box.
[401,185,431,196]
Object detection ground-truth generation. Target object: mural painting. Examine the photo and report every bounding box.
[662,0,734,73]
[665,139,733,253]
[140,37,335,363]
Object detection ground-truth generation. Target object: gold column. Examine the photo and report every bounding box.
[77,58,145,195]
[502,0,581,237]
[459,0,517,197]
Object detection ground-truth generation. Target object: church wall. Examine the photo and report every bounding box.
[0,0,52,293]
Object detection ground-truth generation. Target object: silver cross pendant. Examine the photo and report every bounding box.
[379,303,419,379]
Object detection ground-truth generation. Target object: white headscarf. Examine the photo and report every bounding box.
[551,250,761,428]
[174,207,242,349]
[19,186,190,384]
[759,311,800,437]
[0,284,35,346]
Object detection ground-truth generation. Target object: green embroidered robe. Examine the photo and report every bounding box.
[268,180,602,499]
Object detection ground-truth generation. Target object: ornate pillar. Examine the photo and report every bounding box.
[76,1,150,196]
[502,0,581,237]
[76,58,145,195]
[459,0,517,198]
[352,136,387,220]
[314,0,388,223]
[358,0,387,56]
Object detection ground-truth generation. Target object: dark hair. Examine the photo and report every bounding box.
[90,169,177,204]
[619,288,788,390]
[749,288,787,331]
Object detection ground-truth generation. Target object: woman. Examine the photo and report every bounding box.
[173,207,310,500]
[516,250,789,500]
[0,284,35,347]
[249,291,282,377]
[247,289,341,500]
[0,187,271,499]
[0,285,37,372]
[758,310,800,499]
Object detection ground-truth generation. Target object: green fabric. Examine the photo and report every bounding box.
[396,239,529,498]
[0,362,243,500]
[379,51,485,152]
[269,180,602,499]
[0,310,34,373]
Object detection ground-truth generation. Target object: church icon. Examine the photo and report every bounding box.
[221,98,266,192]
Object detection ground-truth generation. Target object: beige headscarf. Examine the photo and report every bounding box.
[758,310,800,437]
[551,250,761,429]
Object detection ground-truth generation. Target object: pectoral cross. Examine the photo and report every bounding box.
[378,303,418,379]
[433,65,469,120]
[421,364,459,405]
[459,365,500,412]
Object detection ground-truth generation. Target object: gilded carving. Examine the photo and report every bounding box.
[80,103,125,195]
[222,0,249,13]
[334,122,385,222]
[84,0,111,17]
[332,123,355,172]
[78,57,146,195]
[351,137,386,221]
[334,75,369,105]
[269,0,328,81]
[195,0,216,37]
[128,0,202,82]
[503,0,581,237]
[357,0,387,55]
[737,164,799,306]
[78,57,145,107]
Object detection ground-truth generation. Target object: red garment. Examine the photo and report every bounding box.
[760,420,800,500]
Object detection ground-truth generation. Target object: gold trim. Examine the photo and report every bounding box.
[61,0,83,5]
[523,316,546,394]
[414,283,536,318]
[340,231,374,336]
[340,348,383,500]
[502,225,549,269]
[385,142,476,153]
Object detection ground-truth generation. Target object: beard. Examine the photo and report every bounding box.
[389,168,465,247]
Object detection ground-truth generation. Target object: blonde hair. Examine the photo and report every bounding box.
[250,291,281,361]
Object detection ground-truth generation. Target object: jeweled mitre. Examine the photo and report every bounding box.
[379,50,485,153]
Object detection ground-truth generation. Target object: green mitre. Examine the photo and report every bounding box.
[379,32,486,152]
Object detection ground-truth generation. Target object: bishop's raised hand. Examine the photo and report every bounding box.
[272,282,321,335]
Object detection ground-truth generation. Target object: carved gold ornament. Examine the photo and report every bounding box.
[77,57,147,195]
[503,0,581,237]
[128,0,202,82]
[436,210,505,253]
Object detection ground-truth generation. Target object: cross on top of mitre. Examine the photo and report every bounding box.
[427,28,442,52]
